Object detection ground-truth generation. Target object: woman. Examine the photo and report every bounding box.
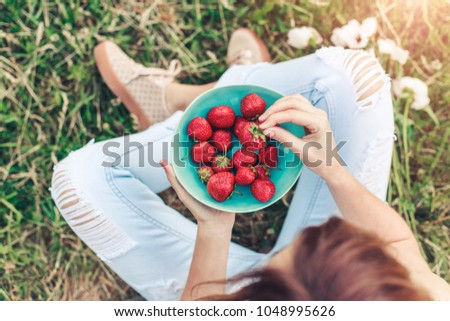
[50,29,450,300]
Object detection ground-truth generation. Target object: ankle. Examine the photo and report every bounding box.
[165,83,185,112]
[166,83,217,112]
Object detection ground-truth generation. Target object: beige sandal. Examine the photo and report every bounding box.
[94,41,182,129]
[226,28,271,66]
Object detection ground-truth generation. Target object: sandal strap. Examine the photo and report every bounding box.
[122,59,182,85]
[227,49,263,66]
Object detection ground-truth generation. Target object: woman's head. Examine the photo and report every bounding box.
[211,217,428,300]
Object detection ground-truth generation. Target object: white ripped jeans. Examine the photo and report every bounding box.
[50,47,395,300]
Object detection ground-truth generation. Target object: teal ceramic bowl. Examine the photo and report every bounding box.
[171,85,305,213]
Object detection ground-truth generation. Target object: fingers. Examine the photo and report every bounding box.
[259,94,313,121]
[262,126,305,156]
[160,160,190,200]
[259,110,320,133]
[160,160,235,218]
[160,160,176,186]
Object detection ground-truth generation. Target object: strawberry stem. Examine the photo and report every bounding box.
[181,149,190,161]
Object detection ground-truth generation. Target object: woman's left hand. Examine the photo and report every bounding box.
[160,161,236,229]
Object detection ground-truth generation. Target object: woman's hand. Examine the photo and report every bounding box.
[258,94,343,180]
[160,160,236,230]
[161,161,235,300]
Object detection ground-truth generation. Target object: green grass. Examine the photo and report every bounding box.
[1,0,449,300]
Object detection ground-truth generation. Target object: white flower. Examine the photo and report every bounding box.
[331,20,362,48]
[331,17,377,49]
[287,27,323,49]
[360,17,378,39]
[393,77,430,110]
[377,39,409,65]
[390,50,409,66]
[377,38,396,53]
[430,59,442,71]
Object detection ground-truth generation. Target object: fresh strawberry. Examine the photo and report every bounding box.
[240,93,266,119]
[254,165,270,180]
[259,144,278,168]
[237,121,266,151]
[191,141,216,163]
[232,148,258,168]
[233,116,247,137]
[211,155,232,173]
[187,117,212,141]
[210,129,232,152]
[197,166,214,184]
[207,105,235,129]
[207,172,235,202]
[251,179,276,202]
[235,167,256,185]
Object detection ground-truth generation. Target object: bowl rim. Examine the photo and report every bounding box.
[170,84,303,213]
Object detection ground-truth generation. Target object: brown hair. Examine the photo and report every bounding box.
[207,217,428,300]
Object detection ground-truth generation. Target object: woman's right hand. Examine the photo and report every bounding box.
[258,94,344,181]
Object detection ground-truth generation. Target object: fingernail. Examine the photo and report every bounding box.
[259,114,266,121]
[259,121,268,129]
[159,160,168,168]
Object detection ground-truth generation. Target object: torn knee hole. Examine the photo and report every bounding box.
[52,169,66,180]
[71,209,95,221]
[344,50,387,109]
[52,177,69,189]
[56,188,76,201]
[60,197,80,209]
[354,60,377,83]
[73,215,100,227]
[83,219,107,232]
[51,161,137,261]
[357,73,384,101]
[64,205,90,218]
